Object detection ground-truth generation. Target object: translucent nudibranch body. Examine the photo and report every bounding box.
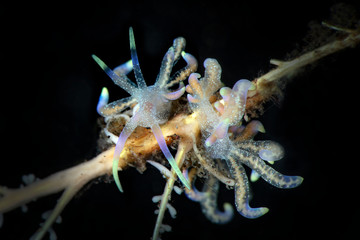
[186,60,252,158]
[185,59,303,219]
[205,79,255,147]
[93,27,197,191]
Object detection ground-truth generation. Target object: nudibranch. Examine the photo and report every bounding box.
[92,27,197,191]
[185,59,303,219]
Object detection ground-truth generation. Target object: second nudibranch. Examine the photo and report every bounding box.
[92,27,196,192]
[186,59,303,219]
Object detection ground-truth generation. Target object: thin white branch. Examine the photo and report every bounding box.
[147,160,174,180]
[257,30,360,85]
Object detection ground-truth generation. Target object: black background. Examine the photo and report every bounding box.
[1,1,360,239]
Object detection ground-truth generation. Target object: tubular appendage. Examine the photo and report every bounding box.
[237,140,284,162]
[200,175,234,224]
[96,87,109,114]
[181,51,197,68]
[205,118,230,147]
[172,38,186,60]
[129,27,146,89]
[92,54,136,95]
[151,123,191,189]
[183,168,207,202]
[166,51,198,88]
[163,82,185,100]
[227,156,269,219]
[112,114,140,192]
[112,157,123,193]
[234,149,303,189]
[98,96,134,117]
[113,59,133,76]
[188,73,203,98]
[156,46,175,88]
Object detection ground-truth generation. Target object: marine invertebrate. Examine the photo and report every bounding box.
[1,15,360,240]
[92,27,195,191]
[185,64,302,219]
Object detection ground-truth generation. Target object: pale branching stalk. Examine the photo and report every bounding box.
[247,27,360,115]
[0,148,114,214]
[152,139,191,240]
[259,30,360,85]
